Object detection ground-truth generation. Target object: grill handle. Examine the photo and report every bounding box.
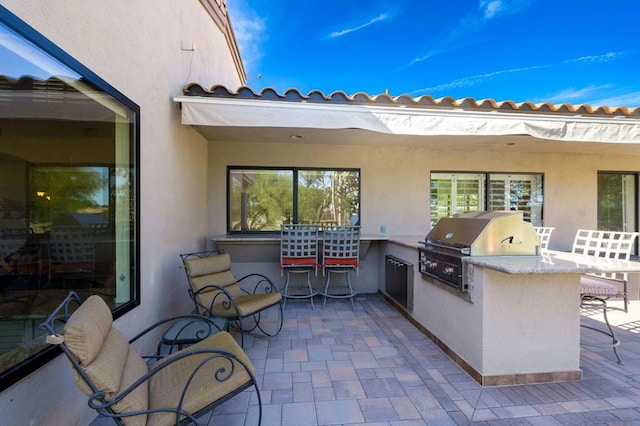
[422,240,470,255]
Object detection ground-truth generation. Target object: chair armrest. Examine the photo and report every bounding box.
[237,273,281,295]
[89,347,256,424]
[87,345,256,425]
[191,285,242,317]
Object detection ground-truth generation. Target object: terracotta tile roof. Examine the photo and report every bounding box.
[183,84,640,118]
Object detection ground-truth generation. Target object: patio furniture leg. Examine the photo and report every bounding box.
[283,268,317,309]
[321,269,357,310]
[580,296,622,364]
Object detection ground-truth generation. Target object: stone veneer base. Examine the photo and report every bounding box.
[379,291,583,386]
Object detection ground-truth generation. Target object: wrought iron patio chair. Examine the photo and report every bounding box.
[180,250,283,347]
[533,226,555,251]
[572,229,639,363]
[40,291,261,425]
[320,225,361,310]
[280,224,319,309]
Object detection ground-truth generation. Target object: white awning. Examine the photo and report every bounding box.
[175,96,640,144]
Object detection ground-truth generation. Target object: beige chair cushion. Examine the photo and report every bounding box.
[190,271,241,296]
[185,253,232,277]
[64,295,149,426]
[186,254,243,301]
[63,295,112,365]
[148,331,255,426]
[113,349,150,426]
[72,327,129,396]
[212,292,282,318]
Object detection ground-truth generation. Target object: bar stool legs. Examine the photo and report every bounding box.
[321,267,357,310]
[283,268,318,310]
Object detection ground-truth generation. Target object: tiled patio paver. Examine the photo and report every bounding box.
[94,293,640,425]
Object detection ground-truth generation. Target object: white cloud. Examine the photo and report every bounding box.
[479,0,531,19]
[536,86,640,108]
[587,90,640,108]
[563,51,624,65]
[480,0,505,18]
[327,13,390,39]
[410,51,626,97]
[227,1,266,76]
[410,63,546,95]
[409,0,535,66]
[540,85,613,104]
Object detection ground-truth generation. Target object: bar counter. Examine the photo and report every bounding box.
[465,249,640,275]
[211,233,389,295]
[383,238,640,387]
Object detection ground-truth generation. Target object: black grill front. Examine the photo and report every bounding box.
[418,243,468,292]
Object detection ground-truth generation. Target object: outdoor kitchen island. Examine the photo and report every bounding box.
[383,237,640,386]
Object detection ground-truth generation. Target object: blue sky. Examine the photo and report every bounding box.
[228,0,640,107]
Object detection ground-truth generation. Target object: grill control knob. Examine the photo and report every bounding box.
[426,260,437,269]
[443,266,454,275]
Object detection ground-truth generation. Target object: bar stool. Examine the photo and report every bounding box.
[280,224,319,309]
[320,225,360,310]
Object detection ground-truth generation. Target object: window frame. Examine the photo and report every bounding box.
[227,166,361,233]
[0,5,141,390]
[597,171,640,255]
[430,171,545,227]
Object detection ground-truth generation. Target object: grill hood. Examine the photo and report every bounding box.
[426,211,540,256]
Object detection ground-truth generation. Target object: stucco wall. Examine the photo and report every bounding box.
[0,1,242,424]
[207,140,640,251]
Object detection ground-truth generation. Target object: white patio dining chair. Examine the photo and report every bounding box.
[533,226,555,251]
[572,229,639,363]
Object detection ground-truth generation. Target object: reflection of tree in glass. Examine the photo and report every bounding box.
[331,171,359,225]
[242,172,292,230]
[230,169,359,230]
[298,171,326,224]
[299,170,359,225]
[31,167,106,226]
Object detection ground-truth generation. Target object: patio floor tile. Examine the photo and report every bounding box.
[127,294,640,426]
[315,399,364,424]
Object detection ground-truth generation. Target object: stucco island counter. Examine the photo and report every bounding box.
[383,237,640,386]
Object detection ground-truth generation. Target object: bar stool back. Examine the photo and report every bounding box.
[280,224,319,309]
[320,225,360,309]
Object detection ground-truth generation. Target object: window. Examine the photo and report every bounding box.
[598,172,638,233]
[228,167,360,232]
[430,172,543,227]
[431,173,485,221]
[0,7,139,389]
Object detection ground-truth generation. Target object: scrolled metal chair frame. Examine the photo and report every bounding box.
[181,250,283,347]
[40,291,262,425]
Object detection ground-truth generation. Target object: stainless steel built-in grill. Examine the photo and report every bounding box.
[419,211,540,292]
